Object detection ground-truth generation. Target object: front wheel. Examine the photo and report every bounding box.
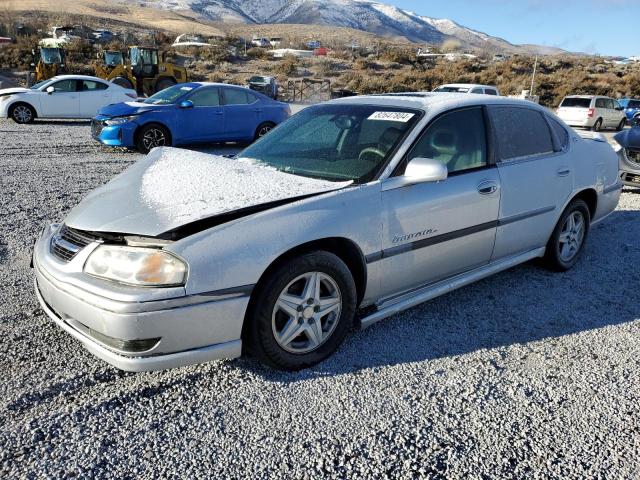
[616,119,626,131]
[245,251,357,370]
[135,124,171,154]
[543,199,590,271]
[10,103,35,124]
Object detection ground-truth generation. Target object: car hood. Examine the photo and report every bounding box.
[0,87,29,97]
[615,127,640,150]
[98,101,170,117]
[64,147,352,237]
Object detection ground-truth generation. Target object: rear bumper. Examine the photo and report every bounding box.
[561,117,593,128]
[33,225,248,371]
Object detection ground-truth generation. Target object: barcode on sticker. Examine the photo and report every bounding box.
[368,111,415,122]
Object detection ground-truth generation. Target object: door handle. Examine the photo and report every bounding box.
[215,111,224,115]
[477,181,498,195]
[557,168,571,177]
[253,108,263,113]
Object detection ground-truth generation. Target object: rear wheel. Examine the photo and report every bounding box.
[135,124,171,154]
[112,76,134,90]
[9,103,35,124]
[591,118,603,132]
[155,77,176,93]
[543,199,590,271]
[254,122,276,141]
[245,251,357,370]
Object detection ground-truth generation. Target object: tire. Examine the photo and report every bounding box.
[155,77,176,93]
[616,119,626,131]
[543,199,590,271]
[254,122,276,141]
[112,76,134,90]
[245,251,357,371]
[9,103,35,124]
[135,123,171,154]
[591,118,603,132]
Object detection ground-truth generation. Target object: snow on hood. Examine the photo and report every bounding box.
[64,147,351,237]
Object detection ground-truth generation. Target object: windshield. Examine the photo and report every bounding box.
[130,47,158,66]
[249,76,268,83]
[143,84,194,105]
[30,79,51,90]
[104,51,123,66]
[239,104,421,183]
[40,48,62,64]
[628,100,640,109]
[560,97,591,108]
[434,86,470,93]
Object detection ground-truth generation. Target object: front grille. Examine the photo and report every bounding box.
[626,149,640,166]
[50,225,101,262]
[92,119,105,137]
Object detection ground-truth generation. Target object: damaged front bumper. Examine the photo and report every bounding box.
[33,224,247,372]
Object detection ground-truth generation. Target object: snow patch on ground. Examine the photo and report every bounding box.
[140,147,351,223]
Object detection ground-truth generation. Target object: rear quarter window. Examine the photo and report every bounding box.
[547,117,569,150]
[489,107,554,161]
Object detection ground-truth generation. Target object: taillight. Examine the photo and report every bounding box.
[588,108,595,117]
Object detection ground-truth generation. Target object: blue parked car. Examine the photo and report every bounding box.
[618,98,640,123]
[92,82,291,153]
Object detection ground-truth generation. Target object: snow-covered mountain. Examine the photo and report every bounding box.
[126,0,563,54]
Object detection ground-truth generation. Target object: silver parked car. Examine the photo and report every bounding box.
[33,94,622,372]
[614,124,640,187]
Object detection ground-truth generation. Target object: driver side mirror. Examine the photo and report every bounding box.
[178,100,194,109]
[404,157,448,184]
[46,86,55,94]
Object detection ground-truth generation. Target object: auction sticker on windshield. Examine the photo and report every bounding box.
[368,111,415,122]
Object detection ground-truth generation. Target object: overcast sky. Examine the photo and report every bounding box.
[391,0,637,57]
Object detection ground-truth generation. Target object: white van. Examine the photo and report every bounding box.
[557,95,626,132]
[433,83,500,96]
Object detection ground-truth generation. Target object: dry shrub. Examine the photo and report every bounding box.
[246,47,270,60]
[274,55,299,76]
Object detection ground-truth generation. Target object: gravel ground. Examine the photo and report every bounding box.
[1,119,639,479]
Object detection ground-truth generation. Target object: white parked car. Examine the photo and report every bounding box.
[556,95,626,132]
[0,75,137,123]
[433,83,500,96]
[33,94,621,372]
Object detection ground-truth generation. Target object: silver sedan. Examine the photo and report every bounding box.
[33,94,622,371]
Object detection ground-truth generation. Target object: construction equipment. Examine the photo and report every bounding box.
[29,45,66,85]
[93,46,188,97]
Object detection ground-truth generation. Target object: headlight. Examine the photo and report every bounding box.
[104,115,137,126]
[0,95,12,102]
[610,138,623,153]
[84,245,187,287]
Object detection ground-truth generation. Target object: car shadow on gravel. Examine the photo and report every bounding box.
[33,120,90,126]
[241,209,640,382]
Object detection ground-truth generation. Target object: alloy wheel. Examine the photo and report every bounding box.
[13,105,32,123]
[142,128,167,151]
[258,125,273,137]
[558,211,585,262]
[271,272,342,354]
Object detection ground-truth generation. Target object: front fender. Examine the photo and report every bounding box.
[165,183,382,296]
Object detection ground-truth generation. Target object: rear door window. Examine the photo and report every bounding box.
[489,107,554,161]
[81,80,108,91]
[484,89,498,95]
[595,98,607,108]
[222,88,255,105]
[470,88,483,94]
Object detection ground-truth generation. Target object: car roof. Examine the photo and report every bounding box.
[49,74,112,83]
[327,92,545,113]
[438,83,498,89]
[564,95,609,99]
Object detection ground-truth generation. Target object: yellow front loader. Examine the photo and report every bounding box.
[94,46,188,96]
